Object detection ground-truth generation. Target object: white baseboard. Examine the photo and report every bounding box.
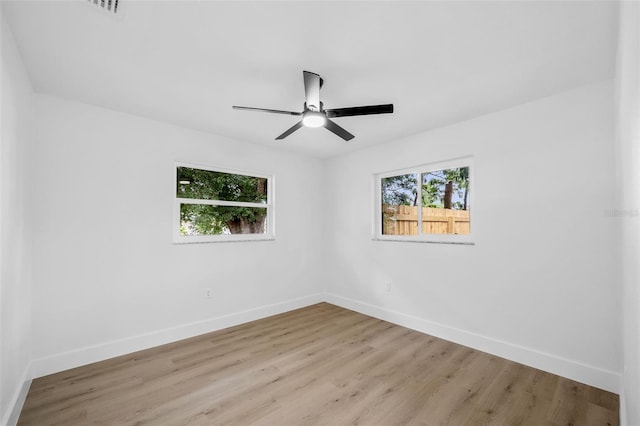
[27,292,621,396]
[3,366,32,426]
[324,292,621,394]
[30,293,324,379]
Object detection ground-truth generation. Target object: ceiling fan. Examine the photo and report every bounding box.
[232,71,394,141]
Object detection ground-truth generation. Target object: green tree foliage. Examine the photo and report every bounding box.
[422,167,469,210]
[381,167,469,210]
[381,173,418,206]
[177,167,267,235]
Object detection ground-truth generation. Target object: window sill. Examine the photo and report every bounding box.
[173,235,275,244]
[372,237,475,245]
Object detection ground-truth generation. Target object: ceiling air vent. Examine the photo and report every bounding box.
[87,0,119,14]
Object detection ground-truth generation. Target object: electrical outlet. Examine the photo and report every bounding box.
[204,288,213,298]
[385,282,392,292]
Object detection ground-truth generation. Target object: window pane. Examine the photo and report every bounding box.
[180,204,268,236]
[421,167,470,234]
[177,167,268,203]
[381,174,418,235]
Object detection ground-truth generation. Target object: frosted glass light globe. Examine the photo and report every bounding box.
[302,111,326,128]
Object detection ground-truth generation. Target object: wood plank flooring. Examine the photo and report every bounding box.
[18,303,618,425]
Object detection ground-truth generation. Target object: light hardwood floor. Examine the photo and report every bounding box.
[19,303,618,425]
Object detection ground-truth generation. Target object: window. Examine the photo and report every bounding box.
[174,163,274,243]
[375,158,472,244]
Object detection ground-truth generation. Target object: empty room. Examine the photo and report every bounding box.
[1,0,639,425]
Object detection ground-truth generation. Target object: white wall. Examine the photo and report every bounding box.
[324,81,621,392]
[28,94,326,376]
[615,2,640,425]
[0,12,33,426]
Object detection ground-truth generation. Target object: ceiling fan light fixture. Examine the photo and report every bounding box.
[233,70,394,141]
[302,111,326,128]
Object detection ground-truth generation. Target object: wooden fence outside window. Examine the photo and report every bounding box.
[382,204,470,235]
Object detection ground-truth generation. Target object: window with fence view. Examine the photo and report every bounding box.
[380,164,470,238]
[175,164,273,242]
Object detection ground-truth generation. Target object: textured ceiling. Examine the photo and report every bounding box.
[1,0,618,158]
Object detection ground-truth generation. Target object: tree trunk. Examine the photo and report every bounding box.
[444,181,453,209]
[463,186,468,210]
[226,215,266,234]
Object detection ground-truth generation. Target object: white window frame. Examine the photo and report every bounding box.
[173,162,275,244]
[373,156,474,245]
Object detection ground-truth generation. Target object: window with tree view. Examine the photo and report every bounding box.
[175,165,273,242]
[378,160,471,242]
